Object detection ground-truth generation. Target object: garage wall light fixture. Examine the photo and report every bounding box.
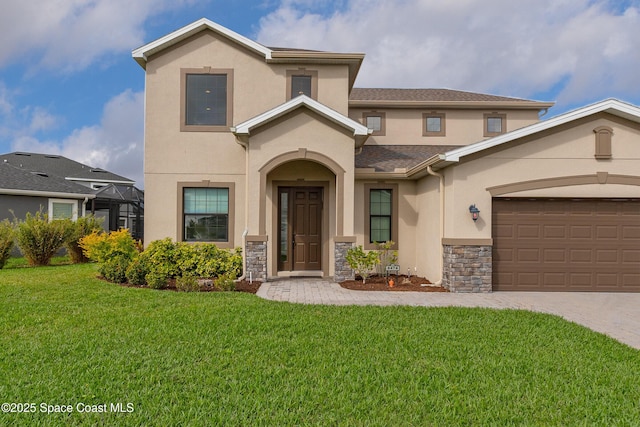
[469,204,480,221]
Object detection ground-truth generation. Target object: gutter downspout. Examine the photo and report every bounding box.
[82,197,88,217]
[233,131,250,282]
[426,165,444,286]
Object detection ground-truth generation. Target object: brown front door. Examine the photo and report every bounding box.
[278,187,322,271]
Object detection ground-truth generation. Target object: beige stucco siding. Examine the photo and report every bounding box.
[354,179,418,274]
[441,115,640,241]
[349,108,541,146]
[415,176,442,282]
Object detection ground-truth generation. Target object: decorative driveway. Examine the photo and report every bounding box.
[257,279,640,350]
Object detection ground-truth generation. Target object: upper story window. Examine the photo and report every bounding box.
[286,69,318,100]
[181,68,233,132]
[363,112,386,136]
[484,113,506,137]
[423,112,446,136]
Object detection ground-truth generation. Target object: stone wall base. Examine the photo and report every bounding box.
[443,244,492,293]
[334,241,355,282]
[246,240,267,282]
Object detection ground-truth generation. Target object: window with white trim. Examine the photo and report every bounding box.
[48,199,78,221]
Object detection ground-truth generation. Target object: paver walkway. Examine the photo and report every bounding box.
[257,278,640,350]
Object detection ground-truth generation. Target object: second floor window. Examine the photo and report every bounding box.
[363,112,386,136]
[291,75,312,98]
[186,74,227,126]
[484,113,506,136]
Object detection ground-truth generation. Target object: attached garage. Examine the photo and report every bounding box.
[493,198,640,292]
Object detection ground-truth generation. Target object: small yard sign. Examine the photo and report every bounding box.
[385,264,400,273]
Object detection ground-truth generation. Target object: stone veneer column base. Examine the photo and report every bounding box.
[246,240,267,282]
[334,241,355,282]
[442,244,492,293]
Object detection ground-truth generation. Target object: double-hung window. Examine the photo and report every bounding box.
[364,184,398,249]
[181,68,233,131]
[183,188,229,242]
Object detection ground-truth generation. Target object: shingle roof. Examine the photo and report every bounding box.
[0,152,133,183]
[356,145,463,172]
[0,162,94,195]
[350,88,545,104]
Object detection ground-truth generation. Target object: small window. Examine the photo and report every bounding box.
[291,75,312,98]
[484,113,506,136]
[363,112,386,136]
[183,188,229,242]
[364,184,398,250]
[423,112,446,136]
[286,69,318,100]
[48,199,78,221]
[181,68,233,132]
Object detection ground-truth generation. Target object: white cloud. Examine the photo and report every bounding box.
[12,90,145,187]
[256,0,640,108]
[0,0,197,73]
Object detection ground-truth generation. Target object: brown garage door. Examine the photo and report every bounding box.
[493,198,640,292]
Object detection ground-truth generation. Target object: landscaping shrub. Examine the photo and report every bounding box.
[141,238,183,278]
[214,272,236,291]
[176,274,200,292]
[14,211,73,266]
[195,244,242,278]
[146,271,168,289]
[374,240,398,276]
[99,256,130,283]
[0,219,15,269]
[65,215,104,263]
[79,229,138,264]
[125,256,149,286]
[345,245,379,284]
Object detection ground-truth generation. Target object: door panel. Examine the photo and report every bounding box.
[279,187,322,271]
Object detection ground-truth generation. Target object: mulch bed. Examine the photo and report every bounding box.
[339,274,448,292]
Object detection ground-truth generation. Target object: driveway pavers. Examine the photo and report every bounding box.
[257,278,640,349]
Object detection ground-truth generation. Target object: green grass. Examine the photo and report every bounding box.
[1,264,639,426]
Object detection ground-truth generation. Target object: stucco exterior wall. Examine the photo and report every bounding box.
[348,108,541,146]
[354,179,418,274]
[415,176,442,282]
[441,115,640,241]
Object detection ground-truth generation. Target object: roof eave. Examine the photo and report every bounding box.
[132,18,273,68]
[348,100,556,109]
[0,188,97,199]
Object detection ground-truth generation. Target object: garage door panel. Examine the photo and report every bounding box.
[493,198,640,292]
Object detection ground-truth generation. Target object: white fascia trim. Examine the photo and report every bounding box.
[0,188,96,199]
[232,95,371,137]
[132,18,272,65]
[443,98,640,163]
[65,177,136,185]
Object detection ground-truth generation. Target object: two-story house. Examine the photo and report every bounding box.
[133,18,640,292]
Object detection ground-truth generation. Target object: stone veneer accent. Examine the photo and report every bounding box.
[442,244,492,293]
[246,240,267,282]
[334,242,355,282]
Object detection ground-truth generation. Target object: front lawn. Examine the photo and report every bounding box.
[1,264,638,425]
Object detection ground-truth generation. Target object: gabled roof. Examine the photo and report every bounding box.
[232,95,372,146]
[132,18,365,90]
[0,152,134,184]
[350,88,554,109]
[435,98,640,168]
[356,145,463,173]
[133,18,273,68]
[0,161,96,198]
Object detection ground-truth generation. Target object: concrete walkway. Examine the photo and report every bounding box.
[257,278,640,350]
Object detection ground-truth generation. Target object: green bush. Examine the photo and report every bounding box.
[146,271,168,290]
[125,256,149,286]
[65,215,104,263]
[99,256,130,283]
[176,274,200,292]
[141,238,183,278]
[374,240,398,276]
[195,244,242,278]
[79,229,138,264]
[214,272,236,291]
[345,245,379,284]
[14,211,73,266]
[0,219,15,269]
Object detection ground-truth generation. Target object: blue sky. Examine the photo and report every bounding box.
[1,0,639,187]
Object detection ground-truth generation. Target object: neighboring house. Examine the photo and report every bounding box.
[0,152,144,240]
[132,18,640,292]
